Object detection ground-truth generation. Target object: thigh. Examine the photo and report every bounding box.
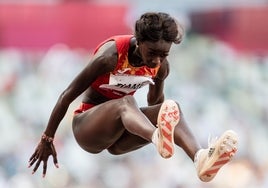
[72,99,163,154]
[107,103,163,154]
[72,99,126,153]
[107,130,149,154]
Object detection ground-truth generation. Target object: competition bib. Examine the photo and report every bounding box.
[99,73,154,94]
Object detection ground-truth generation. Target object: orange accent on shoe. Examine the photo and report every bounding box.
[157,100,180,159]
[196,130,238,182]
[203,149,237,176]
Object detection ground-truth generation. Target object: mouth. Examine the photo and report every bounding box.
[146,62,160,68]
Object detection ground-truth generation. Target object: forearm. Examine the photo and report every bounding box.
[44,95,70,137]
[147,92,164,106]
[148,77,165,105]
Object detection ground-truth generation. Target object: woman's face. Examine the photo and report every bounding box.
[138,40,172,68]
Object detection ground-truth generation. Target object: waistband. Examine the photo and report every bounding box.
[74,103,95,115]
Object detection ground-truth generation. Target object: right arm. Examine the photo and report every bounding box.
[45,40,117,138]
[29,40,118,177]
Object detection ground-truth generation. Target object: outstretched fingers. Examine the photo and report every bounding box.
[29,150,37,162]
[51,143,59,168]
[29,140,59,177]
[28,150,39,168]
[43,160,47,178]
[32,158,42,175]
[53,156,59,168]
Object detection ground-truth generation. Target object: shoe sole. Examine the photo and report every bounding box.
[199,130,238,182]
[157,100,180,159]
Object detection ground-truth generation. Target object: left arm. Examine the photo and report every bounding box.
[147,60,170,105]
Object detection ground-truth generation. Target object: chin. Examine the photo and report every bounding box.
[147,63,159,68]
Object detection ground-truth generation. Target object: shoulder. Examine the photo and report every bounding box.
[90,35,134,72]
[94,35,134,54]
[94,40,116,56]
[113,35,134,54]
[90,40,118,73]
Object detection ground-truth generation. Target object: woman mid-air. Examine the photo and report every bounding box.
[29,12,238,182]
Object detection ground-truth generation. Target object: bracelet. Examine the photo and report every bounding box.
[41,133,54,143]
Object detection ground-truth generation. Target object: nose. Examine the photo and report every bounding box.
[152,56,161,65]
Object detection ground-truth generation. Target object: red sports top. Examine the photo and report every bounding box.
[91,35,160,99]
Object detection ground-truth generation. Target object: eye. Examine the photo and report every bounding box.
[148,52,155,56]
[160,53,169,58]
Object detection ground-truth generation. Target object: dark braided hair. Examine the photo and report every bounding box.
[135,12,183,44]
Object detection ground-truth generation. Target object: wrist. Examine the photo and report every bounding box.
[41,133,54,143]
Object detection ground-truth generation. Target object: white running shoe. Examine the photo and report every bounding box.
[194,130,238,182]
[155,99,180,159]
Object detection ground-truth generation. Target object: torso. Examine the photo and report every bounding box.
[82,35,160,105]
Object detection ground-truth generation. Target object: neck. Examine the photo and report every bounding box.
[129,44,143,67]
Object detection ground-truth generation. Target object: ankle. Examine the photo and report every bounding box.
[194,149,204,163]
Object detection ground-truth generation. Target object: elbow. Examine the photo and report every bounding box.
[58,90,72,107]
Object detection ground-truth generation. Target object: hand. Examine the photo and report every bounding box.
[28,139,59,177]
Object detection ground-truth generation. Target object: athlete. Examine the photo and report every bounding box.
[28,12,238,182]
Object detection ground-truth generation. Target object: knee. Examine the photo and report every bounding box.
[174,101,181,112]
[79,144,104,154]
[117,95,138,113]
[122,95,137,106]
[107,145,124,155]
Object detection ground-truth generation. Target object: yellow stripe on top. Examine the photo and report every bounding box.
[115,51,160,78]
[91,35,160,99]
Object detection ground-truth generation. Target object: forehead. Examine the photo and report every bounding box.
[141,40,172,52]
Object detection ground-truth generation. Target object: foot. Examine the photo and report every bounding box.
[155,99,180,159]
[194,130,238,182]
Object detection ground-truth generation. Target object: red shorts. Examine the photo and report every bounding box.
[74,103,95,115]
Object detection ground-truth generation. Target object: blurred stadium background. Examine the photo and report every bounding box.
[1,0,268,187]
